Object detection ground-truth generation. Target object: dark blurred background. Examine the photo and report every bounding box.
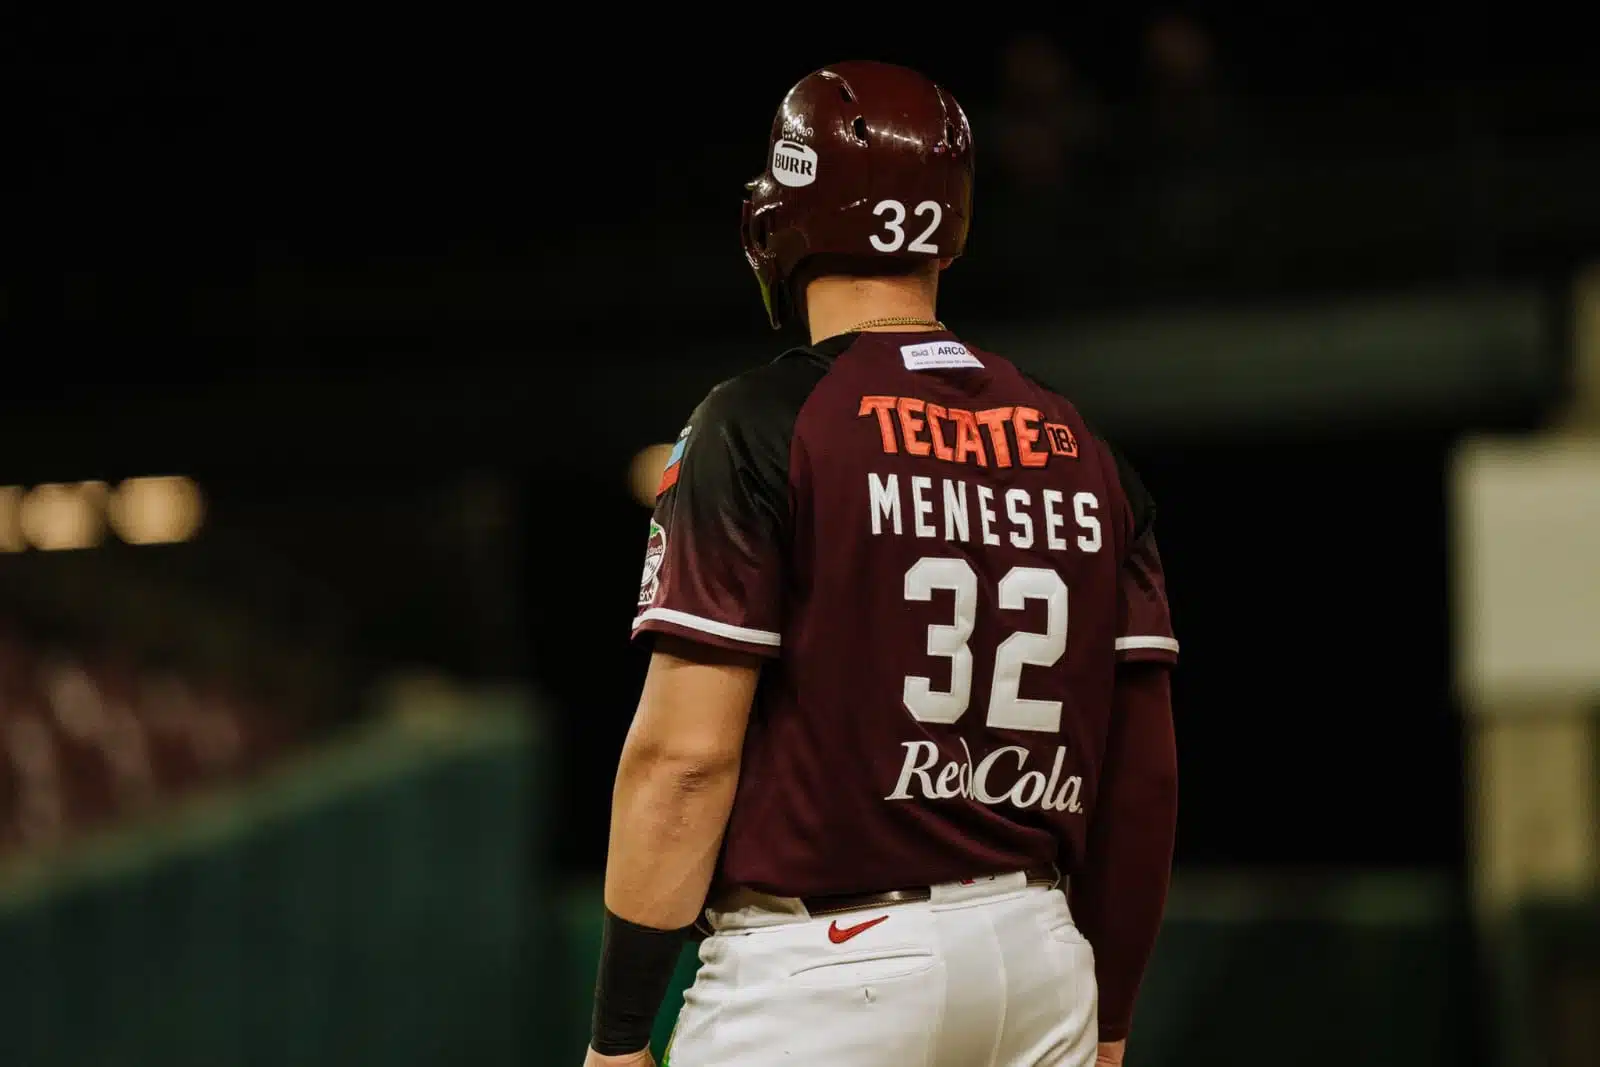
[2,7,1597,1066]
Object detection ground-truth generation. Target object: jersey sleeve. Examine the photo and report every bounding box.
[1116,530,1179,664]
[631,378,792,658]
[1106,446,1178,665]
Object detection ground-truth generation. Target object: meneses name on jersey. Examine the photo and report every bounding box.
[869,474,1103,555]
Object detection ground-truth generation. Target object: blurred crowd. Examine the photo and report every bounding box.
[992,14,1237,190]
[985,14,1251,298]
[0,622,301,856]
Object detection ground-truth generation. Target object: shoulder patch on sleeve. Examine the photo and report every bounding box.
[638,518,667,605]
[655,424,692,496]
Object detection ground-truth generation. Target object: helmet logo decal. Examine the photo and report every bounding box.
[771,139,818,188]
[780,116,815,141]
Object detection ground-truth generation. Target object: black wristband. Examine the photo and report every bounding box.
[590,910,692,1056]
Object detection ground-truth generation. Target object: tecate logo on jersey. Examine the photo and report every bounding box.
[886,738,1083,814]
[772,139,818,187]
[859,396,1078,469]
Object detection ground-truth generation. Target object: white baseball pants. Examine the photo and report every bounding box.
[664,871,1098,1066]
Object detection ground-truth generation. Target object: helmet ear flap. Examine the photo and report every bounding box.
[742,196,785,329]
[758,269,786,329]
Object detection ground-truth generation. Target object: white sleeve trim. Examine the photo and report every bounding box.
[633,607,782,648]
[1115,635,1180,654]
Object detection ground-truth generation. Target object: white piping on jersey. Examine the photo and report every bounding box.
[634,608,782,647]
[1115,636,1180,654]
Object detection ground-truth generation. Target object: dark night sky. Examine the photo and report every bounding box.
[12,7,1594,252]
[11,6,1595,370]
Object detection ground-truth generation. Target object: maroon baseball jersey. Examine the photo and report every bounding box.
[632,330,1177,898]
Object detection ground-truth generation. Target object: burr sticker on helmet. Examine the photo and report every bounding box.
[771,139,818,188]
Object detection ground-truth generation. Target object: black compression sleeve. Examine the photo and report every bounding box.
[590,910,692,1055]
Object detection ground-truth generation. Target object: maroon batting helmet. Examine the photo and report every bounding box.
[742,61,975,329]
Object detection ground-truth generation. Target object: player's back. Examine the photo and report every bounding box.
[611,59,1176,1067]
[633,328,1175,898]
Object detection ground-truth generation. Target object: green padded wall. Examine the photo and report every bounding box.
[1129,873,1477,1067]
[1494,897,1600,1067]
[0,697,541,1067]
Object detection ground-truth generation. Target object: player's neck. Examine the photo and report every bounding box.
[805,274,941,344]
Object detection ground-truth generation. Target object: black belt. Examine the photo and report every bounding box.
[802,864,1061,919]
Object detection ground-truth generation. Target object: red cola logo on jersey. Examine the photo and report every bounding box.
[886,738,1083,814]
[858,396,1078,469]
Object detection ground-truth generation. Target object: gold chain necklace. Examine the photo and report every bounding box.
[847,316,946,332]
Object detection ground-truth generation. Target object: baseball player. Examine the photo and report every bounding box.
[586,61,1179,1067]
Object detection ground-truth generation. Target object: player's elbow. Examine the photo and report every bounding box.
[617,733,742,793]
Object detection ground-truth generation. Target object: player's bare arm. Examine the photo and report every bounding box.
[606,637,760,928]
[585,636,761,1066]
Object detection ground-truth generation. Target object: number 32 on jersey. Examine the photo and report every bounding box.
[903,558,1067,733]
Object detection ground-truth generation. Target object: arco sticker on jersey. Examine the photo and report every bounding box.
[638,519,667,607]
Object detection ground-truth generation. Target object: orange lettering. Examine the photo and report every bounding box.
[1013,406,1049,468]
[950,408,987,467]
[896,397,930,457]
[1044,422,1079,458]
[974,407,1015,468]
[859,395,899,453]
[924,403,954,461]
